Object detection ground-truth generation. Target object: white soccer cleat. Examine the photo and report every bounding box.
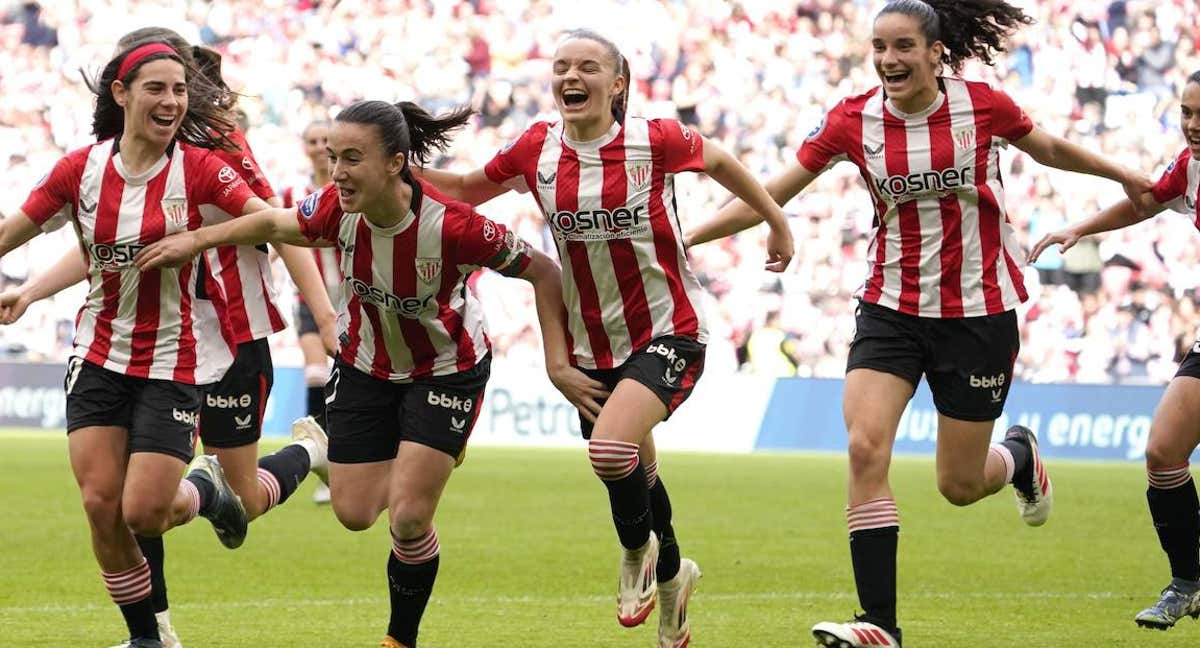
[290,416,329,486]
[617,533,659,627]
[108,611,182,648]
[812,618,900,647]
[312,482,331,505]
[658,558,701,647]
[1006,425,1053,526]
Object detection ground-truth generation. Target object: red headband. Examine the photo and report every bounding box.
[116,43,177,79]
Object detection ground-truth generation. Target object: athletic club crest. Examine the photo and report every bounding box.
[415,257,442,285]
[627,162,651,190]
[160,198,188,228]
[953,128,976,150]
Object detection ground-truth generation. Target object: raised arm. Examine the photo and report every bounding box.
[0,246,88,324]
[1012,126,1153,205]
[417,166,510,206]
[699,138,795,272]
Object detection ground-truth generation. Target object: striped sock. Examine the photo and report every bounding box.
[178,480,200,524]
[103,558,158,640]
[645,460,659,489]
[989,444,1016,484]
[847,498,899,634]
[256,468,282,513]
[589,439,651,550]
[387,528,441,646]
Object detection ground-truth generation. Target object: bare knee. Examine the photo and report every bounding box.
[332,501,379,531]
[123,499,171,536]
[1144,438,1188,471]
[937,475,984,507]
[846,431,891,483]
[389,503,433,541]
[80,487,123,530]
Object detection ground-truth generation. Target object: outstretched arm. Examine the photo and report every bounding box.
[700,138,795,272]
[136,206,314,271]
[688,160,818,250]
[0,210,45,258]
[1012,126,1153,206]
[0,246,88,324]
[1027,194,1165,263]
[417,166,511,206]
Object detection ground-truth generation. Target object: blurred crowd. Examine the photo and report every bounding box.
[0,0,1198,384]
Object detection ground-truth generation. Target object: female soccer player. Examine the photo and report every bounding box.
[138,99,575,648]
[0,41,301,647]
[688,1,1151,645]
[418,28,793,648]
[1030,70,1200,632]
[2,29,337,648]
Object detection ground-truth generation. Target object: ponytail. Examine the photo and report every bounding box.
[878,0,1033,71]
[336,100,475,178]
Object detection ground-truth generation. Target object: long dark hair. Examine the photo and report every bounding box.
[878,0,1033,72]
[335,100,474,178]
[561,28,629,123]
[1190,70,1200,86]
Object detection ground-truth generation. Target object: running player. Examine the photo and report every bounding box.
[418,28,793,648]
[1029,70,1200,632]
[0,41,283,647]
[281,119,338,505]
[688,1,1152,645]
[137,99,575,648]
[1,29,338,648]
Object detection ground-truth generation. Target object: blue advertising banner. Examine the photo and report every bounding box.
[757,376,1189,462]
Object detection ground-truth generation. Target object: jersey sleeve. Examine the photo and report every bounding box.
[1152,149,1193,214]
[483,124,548,193]
[190,150,256,219]
[989,88,1034,142]
[651,119,705,174]
[796,101,851,173]
[218,131,275,201]
[20,154,80,232]
[295,185,344,243]
[452,207,532,277]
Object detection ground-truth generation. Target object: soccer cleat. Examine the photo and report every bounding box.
[186,454,248,549]
[1135,581,1200,630]
[617,533,659,627]
[291,416,330,486]
[1006,425,1053,526]
[379,637,409,648]
[109,615,180,648]
[813,617,901,647]
[312,482,331,505]
[658,557,701,647]
[123,640,163,648]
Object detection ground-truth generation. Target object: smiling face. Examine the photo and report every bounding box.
[551,37,624,137]
[303,122,330,168]
[1182,81,1200,159]
[112,58,187,149]
[326,120,403,214]
[872,11,943,113]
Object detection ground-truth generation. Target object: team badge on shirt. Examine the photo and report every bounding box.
[627,162,651,190]
[161,197,188,228]
[299,189,322,219]
[953,128,976,150]
[806,115,826,141]
[415,257,442,285]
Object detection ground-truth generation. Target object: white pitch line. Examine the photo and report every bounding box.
[0,590,1135,616]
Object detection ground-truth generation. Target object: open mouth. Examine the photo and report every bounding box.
[150,114,175,127]
[1188,134,1200,147]
[882,71,911,84]
[337,185,356,200]
[561,88,589,107]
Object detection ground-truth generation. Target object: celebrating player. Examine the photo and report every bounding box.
[137,99,574,648]
[1029,70,1200,632]
[688,1,1151,645]
[418,28,793,647]
[0,41,302,648]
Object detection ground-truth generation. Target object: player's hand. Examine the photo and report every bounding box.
[135,232,199,270]
[765,225,794,273]
[548,364,610,423]
[315,309,338,357]
[1027,229,1080,264]
[0,288,30,324]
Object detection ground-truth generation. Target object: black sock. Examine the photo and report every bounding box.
[118,597,160,640]
[135,535,168,614]
[258,444,311,506]
[1148,481,1200,581]
[649,479,680,581]
[850,526,899,635]
[1001,438,1031,483]
[307,386,326,429]
[387,552,440,647]
[185,472,217,516]
[601,463,652,550]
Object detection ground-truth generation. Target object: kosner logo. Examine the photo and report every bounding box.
[549,206,648,241]
[873,165,973,203]
[348,278,434,318]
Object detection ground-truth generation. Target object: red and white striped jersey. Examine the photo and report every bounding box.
[21,139,254,384]
[296,178,532,382]
[798,77,1033,318]
[283,183,342,299]
[1152,148,1200,224]
[201,128,285,344]
[484,117,708,370]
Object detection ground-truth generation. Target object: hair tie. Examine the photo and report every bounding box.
[116,42,177,79]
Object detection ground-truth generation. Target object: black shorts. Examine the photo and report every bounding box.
[847,300,1018,422]
[198,338,273,448]
[295,301,319,336]
[64,357,201,462]
[325,355,490,464]
[578,335,706,439]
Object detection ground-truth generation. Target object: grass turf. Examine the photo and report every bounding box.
[0,430,1196,646]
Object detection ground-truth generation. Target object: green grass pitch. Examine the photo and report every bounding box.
[0,430,1197,646]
